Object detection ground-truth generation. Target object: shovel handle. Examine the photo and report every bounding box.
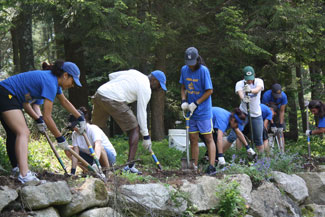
[150,149,162,170]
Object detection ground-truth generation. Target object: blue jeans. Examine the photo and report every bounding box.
[104,147,116,166]
[227,115,263,146]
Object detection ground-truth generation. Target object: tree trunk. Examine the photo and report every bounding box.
[296,65,307,132]
[10,27,20,74]
[310,62,324,100]
[150,45,166,141]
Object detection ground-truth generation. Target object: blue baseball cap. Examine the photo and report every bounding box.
[185,47,199,66]
[62,62,82,87]
[151,70,167,91]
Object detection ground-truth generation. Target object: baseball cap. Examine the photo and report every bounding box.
[151,70,167,91]
[271,83,282,99]
[243,66,255,81]
[62,62,82,87]
[67,110,84,129]
[185,47,199,66]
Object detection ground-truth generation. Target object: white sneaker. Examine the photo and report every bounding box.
[11,167,20,176]
[18,171,40,184]
[123,165,142,175]
[247,148,256,156]
[218,157,226,166]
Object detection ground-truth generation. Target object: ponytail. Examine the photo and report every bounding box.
[42,60,65,77]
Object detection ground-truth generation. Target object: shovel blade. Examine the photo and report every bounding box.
[181,157,195,169]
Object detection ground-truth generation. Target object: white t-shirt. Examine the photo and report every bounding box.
[72,123,117,156]
[235,78,264,117]
[97,69,151,136]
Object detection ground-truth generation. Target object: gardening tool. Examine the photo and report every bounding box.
[82,132,107,179]
[304,100,315,171]
[244,83,255,150]
[149,148,163,170]
[181,110,194,170]
[43,131,68,175]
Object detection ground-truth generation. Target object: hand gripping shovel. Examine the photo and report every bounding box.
[43,131,68,175]
[181,110,195,170]
[304,100,315,171]
[82,132,107,181]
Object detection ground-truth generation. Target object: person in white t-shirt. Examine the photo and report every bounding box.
[235,66,264,153]
[66,107,117,175]
[91,69,167,174]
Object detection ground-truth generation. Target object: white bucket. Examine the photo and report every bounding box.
[168,129,205,152]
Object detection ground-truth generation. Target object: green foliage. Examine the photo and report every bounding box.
[216,179,247,217]
[0,137,11,172]
[118,172,154,183]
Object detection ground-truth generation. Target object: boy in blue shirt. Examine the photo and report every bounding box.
[260,104,276,152]
[180,47,216,175]
[306,100,325,136]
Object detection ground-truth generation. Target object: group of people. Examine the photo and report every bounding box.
[0,46,324,183]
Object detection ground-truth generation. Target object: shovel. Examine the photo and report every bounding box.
[181,110,194,170]
[304,100,315,171]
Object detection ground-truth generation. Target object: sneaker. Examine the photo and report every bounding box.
[247,148,256,156]
[206,165,217,176]
[11,167,20,176]
[123,165,142,175]
[217,157,226,167]
[18,171,40,184]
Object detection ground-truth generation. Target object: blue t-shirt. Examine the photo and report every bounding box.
[179,65,213,120]
[211,107,244,132]
[318,116,325,128]
[262,90,288,109]
[0,70,62,106]
[260,104,273,121]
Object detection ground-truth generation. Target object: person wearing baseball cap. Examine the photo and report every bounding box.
[180,46,217,175]
[0,60,85,184]
[235,66,265,153]
[262,83,288,146]
[91,69,167,175]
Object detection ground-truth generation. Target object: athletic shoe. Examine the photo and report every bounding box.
[18,171,40,184]
[11,167,20,176]
[205,164,217,176]
[217,157,226,167]
[247,148,256,156]
[123,165,142,175]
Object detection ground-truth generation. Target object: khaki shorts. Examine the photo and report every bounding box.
[91,92,138,132]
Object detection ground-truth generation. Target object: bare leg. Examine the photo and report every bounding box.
[203,133,216,166]
[2,110,30,177]
[223,140,232,153]
[189,133,199,166]
[99,147,110,168]
[127,126,140,162]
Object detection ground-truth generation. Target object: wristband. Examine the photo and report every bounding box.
[181,99,186,104]
[270,123,276,127]
[194,101,199,106]
[35,116,44,124]
[71,168,76,175]
[309,130,313,136]
[278,123,284,128]
[56,136,65,143]
[143,135,150,140]
[77,116,84,121]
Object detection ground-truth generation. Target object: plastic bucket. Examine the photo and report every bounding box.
[168,129,205,152]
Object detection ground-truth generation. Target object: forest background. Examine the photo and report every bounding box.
[0,0,324,141]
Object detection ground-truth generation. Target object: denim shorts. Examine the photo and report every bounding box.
[104,146,116,166]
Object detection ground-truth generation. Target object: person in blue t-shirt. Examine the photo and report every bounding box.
[180,47,216,175]
[0,60,86,184]
[262,83,288,145]
[306,100,325,136]
[260,103,276,152]
[200,107,256,163]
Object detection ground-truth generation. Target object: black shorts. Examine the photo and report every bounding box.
[263,127,268,141]
[0,85,22,113]
[79,150,94,165]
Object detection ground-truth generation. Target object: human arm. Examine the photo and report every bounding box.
[71,146,79,172]
[306,128,325,136]
[181,84,187,101]
[234,128,249,147]
[279,105,286,125]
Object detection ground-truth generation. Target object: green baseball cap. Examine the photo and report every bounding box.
[243,66,255,81]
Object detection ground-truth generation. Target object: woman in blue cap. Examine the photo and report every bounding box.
[0,60,86,183]
[306,100,325,136]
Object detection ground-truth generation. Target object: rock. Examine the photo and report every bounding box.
[250,182,301,217]
[318,165,325,172]
[229,174,253,205]
[0,186,18,212]
[180,175,221,211]
[78,207,122,217]
[118,183,187,216]
[303,204,325,217]
[28,207,60,217]
[272,171,308,204]
[20,181,72,210]
[297,172,325,205]
[59,178,108,217]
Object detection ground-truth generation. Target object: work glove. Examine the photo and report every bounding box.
[76,116,86,134]
[247,147,256,156]
[188,102,198,114]
[243,84,251,93]
[277,124,284,133]
[305,130,312,136]
[142,136,152,151]
[35,116,47,133]
[270,123,277,134]
[243,95,250,103]
[181,101,189,111]
[56,136,69,150]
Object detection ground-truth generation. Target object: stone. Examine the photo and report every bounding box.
[28,207,60,217]
[297,172,325,205]
[78,207,122,217]
[0,186,18,212]
[20,181,72,210]
[229,174,253,205]
[303,204,325,217]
